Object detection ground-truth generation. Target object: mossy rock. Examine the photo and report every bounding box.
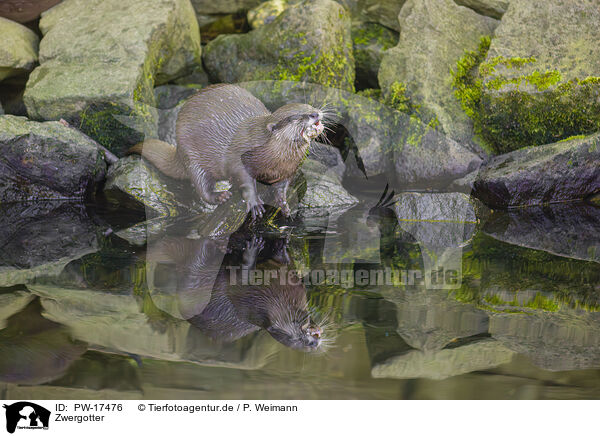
[352,0,407,32]
[472,133,600,208]
[0,115,108,202]
[453,0,600,153]
[0,17,39,82]
[24,0,201,156]
[104,156,214,218]
[379,0,498,152]
[203,0,355,92]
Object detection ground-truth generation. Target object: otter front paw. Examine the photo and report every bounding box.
[209,190,232,204]
[246,201,265,221]
[277,201,291,217]
[243,235,265,266]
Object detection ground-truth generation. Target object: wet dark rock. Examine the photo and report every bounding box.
[153,85,198,110]
[352,22,398,90]
[0,288,35,328]
[482,203,600,263]
[0,115,108,202]
[0,202,99,287]
[473,133,600,208]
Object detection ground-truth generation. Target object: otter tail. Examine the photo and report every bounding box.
[128,139,188,180]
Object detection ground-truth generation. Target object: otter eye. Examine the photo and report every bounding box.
[309,112,319,120]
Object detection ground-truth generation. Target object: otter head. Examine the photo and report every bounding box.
[266,314,323,351]
[267,103,325,144]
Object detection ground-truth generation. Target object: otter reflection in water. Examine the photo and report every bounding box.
[148,232,326,351]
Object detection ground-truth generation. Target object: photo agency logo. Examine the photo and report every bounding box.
[3,402,50,434]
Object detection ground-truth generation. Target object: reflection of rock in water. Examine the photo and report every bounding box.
[372,338,515,380]
[149,232,325,351]
[381,286,489,351]
[0,298,86,385]
[489,310,600,371]
[0,287,35,329]
[0,202,99,287]
[483,204,600,263]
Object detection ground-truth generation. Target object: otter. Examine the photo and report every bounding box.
[130,84,327,219]
[147,232,325,351]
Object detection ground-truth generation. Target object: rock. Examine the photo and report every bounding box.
[153,85,198,110]
[24,0,201,156]
[239,81,482,187]
[352,22,398,89]
[306,141,346,182]
[482,203,600,263]
[247,0,289,28]
[0,202,99,287]
[191,0,261,14]
[0,0,62,23]
[0,17,39,82]
[379,0,498,151]
[104,156,214,218]
[489,310,600,371]
[454,0,508,18]
[354,0,406,32]
[297,164,358,210]
[448,170,477,193]
[372,339,515,380]
[203,0,355,92]
[474,0,600,153]
[472,133,600,208]
[0,115,108,202]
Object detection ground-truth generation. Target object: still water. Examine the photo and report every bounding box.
[1,197,600,400]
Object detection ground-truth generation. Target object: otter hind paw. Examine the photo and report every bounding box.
[247,202,265,221]
[211,190,231,204]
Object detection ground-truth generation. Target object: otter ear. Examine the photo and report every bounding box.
[267,123,276,132]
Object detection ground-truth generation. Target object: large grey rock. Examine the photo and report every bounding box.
[104,156,214,218]
[24,0,201,155]
[454,0,508,18]
[482,204,600,264]
[0,17,39,82]
[203,0,355,92]
[476,0,600,153]
[473,133,600,208]
[298,162,358,209]
[0,115,108,202]
[247,0,290,28]
[0,202,99,287]
[379,0,497,150]
[372,339,515,380]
